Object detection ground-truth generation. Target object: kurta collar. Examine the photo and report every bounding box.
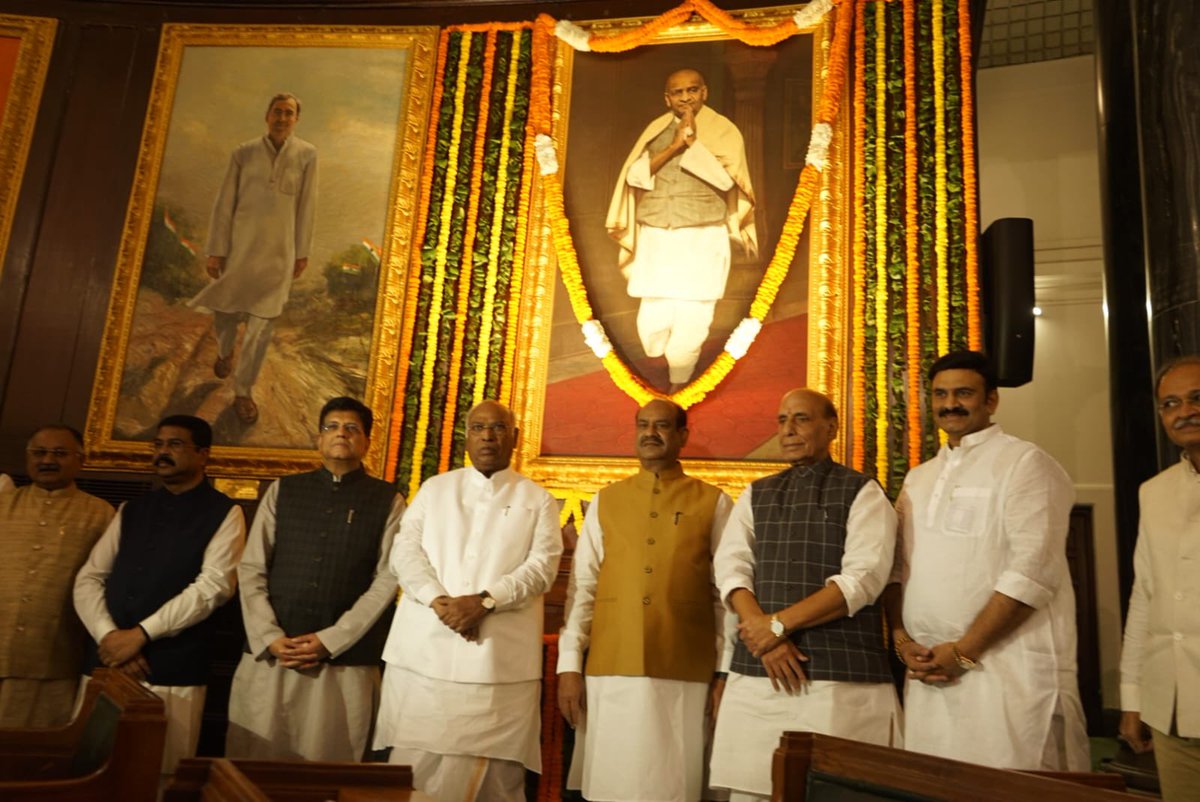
[26,483,81,500]
[785,456,835,479]
[1180,452,1200,479]
[633,463,684,489]
[156,479,212,502]
[321,466,367,486]
[262,133,291,154]
[942,422,1003,458]
[466,465,514,491]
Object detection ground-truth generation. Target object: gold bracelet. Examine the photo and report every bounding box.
[893,632,912,660]
[952,644,980,671]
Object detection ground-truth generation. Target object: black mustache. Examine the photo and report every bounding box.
[155,456,175,467]
[640,437,664,445]
[938,407,969,417]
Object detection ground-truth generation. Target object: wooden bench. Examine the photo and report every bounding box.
[0,668,166,801]
[165,758,419,802]
[772,731,1140,801]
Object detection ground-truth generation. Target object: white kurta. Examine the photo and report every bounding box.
[378,466,562,771]
[710,479,901,797]
[74,502,246,773]
[895,424,1089,770]
[1121,455,1200,737]
[557,490,733,802]
[192,134,318,319]
[227,479,403,762]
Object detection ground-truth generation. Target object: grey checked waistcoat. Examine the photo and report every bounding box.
[730,459,892,683]
[264,467,395,666]
[636,123,728,230]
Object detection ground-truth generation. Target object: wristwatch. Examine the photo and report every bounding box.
[479,591,496,611]
[769,614,785,638]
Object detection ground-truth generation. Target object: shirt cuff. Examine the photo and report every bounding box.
[557,646,584,674]
[1120,682,1141,713]
[139,616,164,642]
[719,580,754,611]
[412,581,450,607]
[316,626,348,659]
[484,583,513,609]
[826,575,867,617]
[994,570,1054,610]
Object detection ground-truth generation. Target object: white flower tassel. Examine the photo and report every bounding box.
[725,318,762,360]
[793,0,835,30]
[806,122,833,170]
[582,319,613,359]
[555,20,592,52]
[535,134,559,175]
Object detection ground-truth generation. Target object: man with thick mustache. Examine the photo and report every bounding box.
[558,399,732,802]
[0,425,112,727]
[884,350,1088,770]
[376,400,561,802]
[709,389,900,802]
[75,414,244,777]
[1118,356,1200,801]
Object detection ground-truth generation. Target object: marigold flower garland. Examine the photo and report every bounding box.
[387,30,452,484]
[473,31,525,406]
[850,0,868,472]
[536,0,851,408]
[902,0,921,467]
[932,0,949,358]
[958,0,982,350]
[438,30,497,472]
[408,33,473,499]
[873,0,888,484]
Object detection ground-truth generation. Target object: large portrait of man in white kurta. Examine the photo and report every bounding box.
[85,26,436,477]
[539,33,816,462]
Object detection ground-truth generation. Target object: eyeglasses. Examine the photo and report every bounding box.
[26,448,81,459]
[152,439,199,451]
[319,422,363,435]
[1157,390,1200,413]
[467,422,510,435]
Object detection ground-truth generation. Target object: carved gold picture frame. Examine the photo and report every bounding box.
[85,24,437,478]
[0,14,56,284]
[513,5,850,499]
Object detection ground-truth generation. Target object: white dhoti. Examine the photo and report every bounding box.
[626,224,729,385]
[225,654,380,762]
[567,675,708,802]
[375,664,541,801]
[709,674,902,799]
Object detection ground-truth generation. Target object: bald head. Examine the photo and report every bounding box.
[776,389,838,466]
[663,68,708,117]
[466,400,517,477]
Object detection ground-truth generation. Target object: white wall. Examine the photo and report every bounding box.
[976,55,1122,708]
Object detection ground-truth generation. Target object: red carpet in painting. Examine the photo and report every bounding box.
[541,314,808,459]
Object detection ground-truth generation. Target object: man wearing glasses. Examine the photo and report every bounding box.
[1119,356,1200,801]
[75,414,245,777]
[227,396,403,761]
[0,425,112,727]
[375,400,562,802]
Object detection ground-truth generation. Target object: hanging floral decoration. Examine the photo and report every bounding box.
[383,1,984,505]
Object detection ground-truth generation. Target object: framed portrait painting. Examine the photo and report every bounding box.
[512,5,850,497]
[0,14,56,284]
[85,23,437,478]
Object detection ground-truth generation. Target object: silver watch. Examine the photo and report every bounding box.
[479,591,496,611]
[769,614,785,637]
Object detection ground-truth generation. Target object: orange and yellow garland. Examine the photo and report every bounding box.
[535,0,852,409]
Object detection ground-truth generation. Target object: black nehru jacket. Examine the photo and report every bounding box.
[729,459,892,683]
[262,467,396,666]
[84,482,235,686]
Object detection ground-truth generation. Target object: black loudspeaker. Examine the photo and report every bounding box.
[981,217,1035,387]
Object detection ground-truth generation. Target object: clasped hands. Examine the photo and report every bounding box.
[267,633,330,670]
[895,638,968,685]
[738,612,809,694]
[98,626,150,682]
[432,595,489,642]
